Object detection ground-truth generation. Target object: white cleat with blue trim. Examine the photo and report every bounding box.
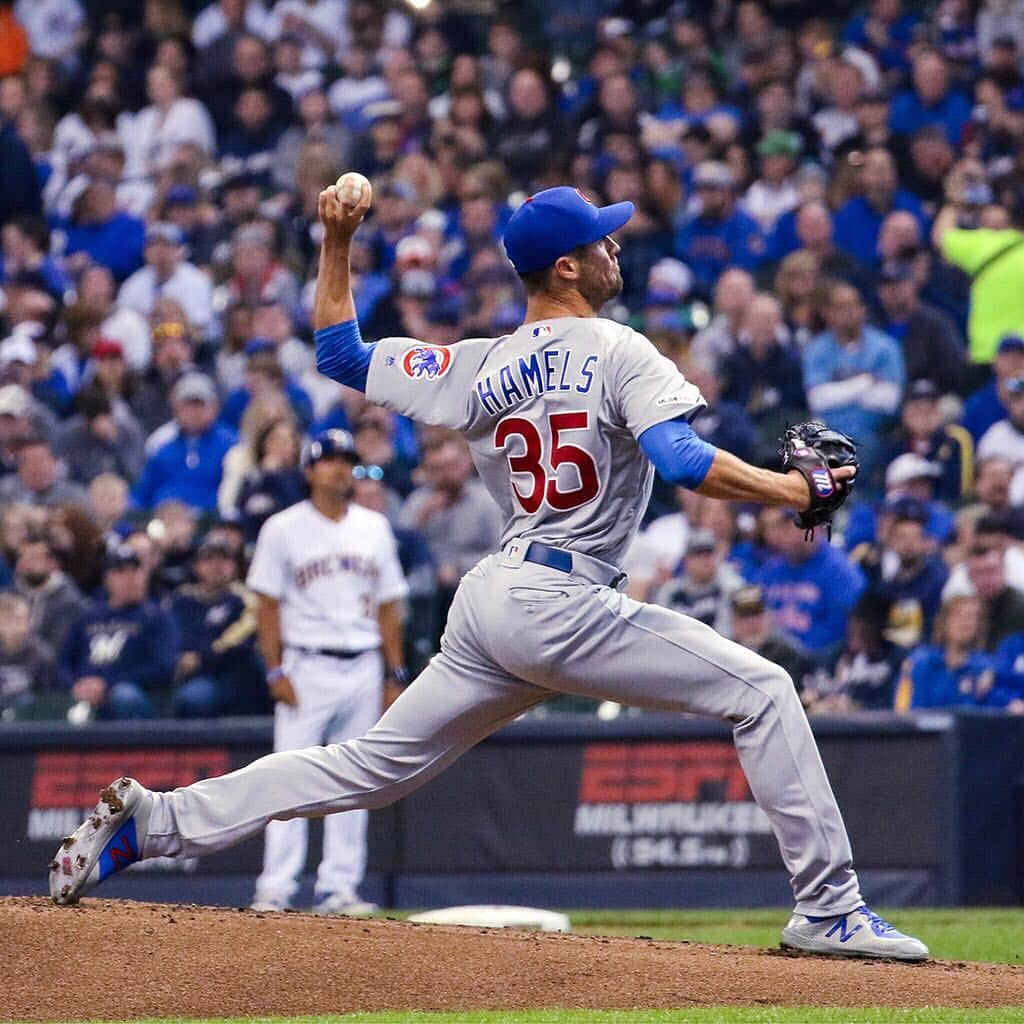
[781,906,929,961]
[48,777,152,906]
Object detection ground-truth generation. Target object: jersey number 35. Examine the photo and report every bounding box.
[494,411,601,514]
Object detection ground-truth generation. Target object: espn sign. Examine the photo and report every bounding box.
[31,748,230,808]
[578,742,752,804]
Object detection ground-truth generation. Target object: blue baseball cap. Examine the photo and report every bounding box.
[301,429,358,468]
[502,187,634,275]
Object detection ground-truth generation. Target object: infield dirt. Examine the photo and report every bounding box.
[4,896,1024,1021]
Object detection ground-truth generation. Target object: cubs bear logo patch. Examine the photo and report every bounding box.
[401,345,452,381]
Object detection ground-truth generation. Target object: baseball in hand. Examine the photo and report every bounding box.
[335,172,371,208]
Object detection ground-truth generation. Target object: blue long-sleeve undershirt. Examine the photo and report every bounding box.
[638,417,717,489]
[314,319,375,392]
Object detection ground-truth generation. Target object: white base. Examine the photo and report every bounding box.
[407,904,571,932]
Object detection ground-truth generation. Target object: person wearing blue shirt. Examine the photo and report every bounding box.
[961,334,1024,441]
[56,176,146,281]
[991,633,1024,711]
[890,51,971,145]
[803,281,905,487]
[219,345,314,432]
[58,544,180,719]
[833,148,928,266]
[756,507,866,663]
[674,160,766,297]
[842,0,919,73]
[895,594,998,710]
[132,372,237,513]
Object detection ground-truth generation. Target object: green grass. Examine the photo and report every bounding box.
[57,1013,1024,1024]
[568,907,1024,965]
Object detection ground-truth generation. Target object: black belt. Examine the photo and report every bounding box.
[290,645,374,660]
[522,541,628,590]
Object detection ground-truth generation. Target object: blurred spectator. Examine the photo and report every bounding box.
[833,148,927,267]
[148,499,200,593]
[0,436,88,507]
[675,161,765,297]
[973,456,1014,518]
[886,379,974,502]
[43,503,104,594]
[117,223,215,339]
[222,223,300,310]
[977,376,1024,505]
[59,543,179,720]
[0,591,54,718]
[652,529,743,636]
[11,534,85,653]
[895,595,997,710]
[687,267,755,368]
[130,320,197,437]
[1,213,68,298]
[274,87,351,193]
[133,373,236,512]
[124,66,216,179]
[742,131,802,233]
[233,416,307,543]
[935,188,1024,364]
[351,405,416,499]
[56,385,144,485]
[891,50,971,144]
[493,67,565,191]
[792,200,871,295]
[729,584,814,693]
[803,280,904,484]
[170,536,267,718]
[819,599,902,711]
[58,175,145,281]
[874,261,966,394]
[87,471,132,540]
[949,526,1024,649]
[962,333,1024,441]
[399,438,501,622]
[846,454,956,550]
[720,293,805,457]
[685,362,755,464]
[851,498,949,651]
[220,345,313,433]
[75,264,151,372]
[756,507,866,663]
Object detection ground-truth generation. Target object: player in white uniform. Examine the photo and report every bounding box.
[247,428,408,914]
[51,184,927,961]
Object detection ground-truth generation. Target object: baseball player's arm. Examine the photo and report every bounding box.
[377,599,406,709]
[255,591,297,707]
[639,417,850,510]
[312,180,378,391]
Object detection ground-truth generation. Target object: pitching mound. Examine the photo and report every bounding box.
[4,897,1024,1020]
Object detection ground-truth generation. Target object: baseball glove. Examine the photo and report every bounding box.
[778,421,859,539]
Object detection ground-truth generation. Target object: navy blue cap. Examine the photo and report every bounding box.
[301,428,358,468]
[998,333,1024,354]
[502,187,634,275]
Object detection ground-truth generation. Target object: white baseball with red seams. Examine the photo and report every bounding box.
[335,172,371,207]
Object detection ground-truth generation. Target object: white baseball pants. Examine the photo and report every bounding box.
[143,550,863,916]
[252,648,382,905]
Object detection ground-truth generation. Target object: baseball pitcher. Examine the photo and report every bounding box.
[50,182,927,960]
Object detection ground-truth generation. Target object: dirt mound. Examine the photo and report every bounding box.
[4,897,1023,1020]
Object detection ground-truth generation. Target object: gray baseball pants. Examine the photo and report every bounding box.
[143,545,863,916]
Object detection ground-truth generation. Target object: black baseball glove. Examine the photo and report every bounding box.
[778,421,858,539]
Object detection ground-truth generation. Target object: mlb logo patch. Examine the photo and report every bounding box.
[811,468,834,497]
[401,345,453,381]
[532,324,553,338]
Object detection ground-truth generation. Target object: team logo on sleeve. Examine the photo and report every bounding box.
[811,468,834,497]
[401,345,452,380]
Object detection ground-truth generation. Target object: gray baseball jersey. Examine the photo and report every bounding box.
[365,317,706,565]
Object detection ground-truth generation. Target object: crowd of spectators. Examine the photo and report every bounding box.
[0,0,1022,722]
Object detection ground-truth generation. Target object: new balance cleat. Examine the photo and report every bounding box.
[48,777,152,905]
[781,905,929,961]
